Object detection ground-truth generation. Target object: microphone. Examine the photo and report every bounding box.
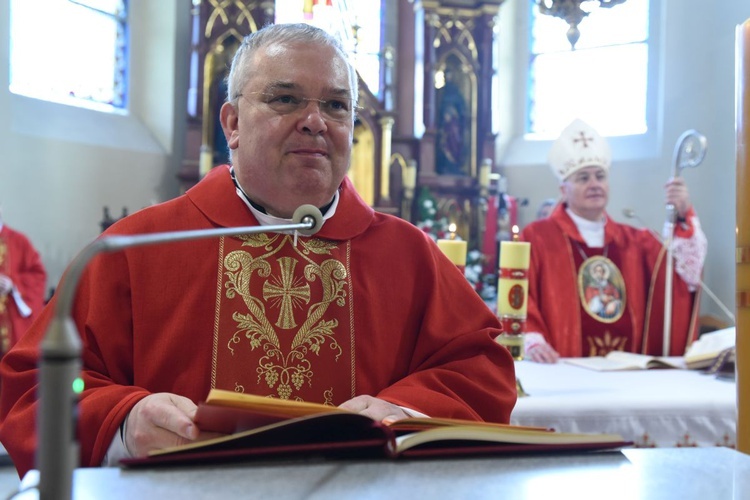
[622,208,735,325]
[37,204,323,500]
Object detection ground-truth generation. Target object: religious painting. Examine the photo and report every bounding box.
[577,256,626,324]
[435,53,475,176]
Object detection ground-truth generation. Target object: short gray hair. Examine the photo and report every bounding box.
[226,23,358,109]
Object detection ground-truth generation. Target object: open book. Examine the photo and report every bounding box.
[121,389,630,467]
[563,351,686,371]
[684,327,736,370]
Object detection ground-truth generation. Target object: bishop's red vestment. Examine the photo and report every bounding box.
[520,203,701,358]
[0,224,46,353]
[0,166,517,476]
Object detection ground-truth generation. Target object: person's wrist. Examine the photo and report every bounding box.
[526,341,541,352]
[523,332,546,351]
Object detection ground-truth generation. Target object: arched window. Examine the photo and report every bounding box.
[527,0,650,138]
[9,0,128,111]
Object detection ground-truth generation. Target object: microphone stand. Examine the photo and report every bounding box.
[38,205,322,500]
[663,130,707,355]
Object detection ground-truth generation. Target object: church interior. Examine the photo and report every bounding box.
[0,0,749,492]
[0,0,744,330]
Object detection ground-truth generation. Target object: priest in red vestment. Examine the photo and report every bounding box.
[0,216,46,354]
[520,119,706,363]
[0,24,517,477]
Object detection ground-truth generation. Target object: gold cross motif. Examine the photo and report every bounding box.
[262,257,311,329]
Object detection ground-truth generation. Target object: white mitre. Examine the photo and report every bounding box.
[548,119,611,181]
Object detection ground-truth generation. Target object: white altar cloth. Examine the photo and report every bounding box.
[510,360,736,448]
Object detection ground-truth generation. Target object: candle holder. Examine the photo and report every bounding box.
[497,324,525,361]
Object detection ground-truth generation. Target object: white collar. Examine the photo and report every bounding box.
[566,207,605,248]
[237,189,339,232]
[231,168,337,236]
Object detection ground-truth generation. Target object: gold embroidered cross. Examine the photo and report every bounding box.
[263,257,311,329]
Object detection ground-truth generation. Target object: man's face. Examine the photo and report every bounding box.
[594,265,605,279]
[559,166,609,221]
[220,42,354,218]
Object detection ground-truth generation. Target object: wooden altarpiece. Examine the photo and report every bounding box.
[390,0,504,249]
[177,0,505,252]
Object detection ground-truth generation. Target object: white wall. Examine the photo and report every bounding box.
[0,0,191,293]
[496,0,749,324]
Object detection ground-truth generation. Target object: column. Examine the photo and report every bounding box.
[735,18,750,455]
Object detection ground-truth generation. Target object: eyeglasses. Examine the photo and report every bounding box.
[237,91,359,122]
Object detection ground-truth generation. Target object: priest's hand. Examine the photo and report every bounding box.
[665,177,692,218]
[526,342,560,363]
[0,274,12,296]
[524,333,559,363]
[124,392,222,458]
[338,395,411,424]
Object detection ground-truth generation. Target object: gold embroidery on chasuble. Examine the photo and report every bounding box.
[585,329,628,357]
[212,233,351,404]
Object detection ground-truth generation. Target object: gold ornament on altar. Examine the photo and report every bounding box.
[535,0,628,49]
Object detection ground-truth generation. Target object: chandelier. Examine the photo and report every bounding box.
[536,0,628,49]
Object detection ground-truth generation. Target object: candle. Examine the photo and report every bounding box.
[199,145,213,178]
[496,226,530,360]
[479,159,491,189]
[497,240,531,321]
[735,18,750,455]
[404,160,417,191]
[437,223,467,269]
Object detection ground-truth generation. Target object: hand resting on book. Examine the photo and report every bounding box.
[338,395,412,424]
[123,392,413,459]
[124,393,224,458]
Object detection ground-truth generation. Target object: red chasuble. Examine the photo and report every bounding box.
[0,225,46,353]
[0,166,517,475]
[520,203,700,359]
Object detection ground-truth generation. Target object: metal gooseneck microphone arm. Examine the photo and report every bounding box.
[663,130,708,356]
[38,205,323,500]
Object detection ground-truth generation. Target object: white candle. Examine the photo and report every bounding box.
[479,159,491,189]
[496,226,530,335]
[437,223,467,268]
[404,160,417,190]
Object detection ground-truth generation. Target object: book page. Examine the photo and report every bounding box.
[395,425,626,454]
[684,327,736,368]
[563,352,684,371]
[205,389,346,417]
[563,353,649,371]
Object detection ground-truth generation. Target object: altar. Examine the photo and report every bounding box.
[510,360,737,448]
[0,448,747,499]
